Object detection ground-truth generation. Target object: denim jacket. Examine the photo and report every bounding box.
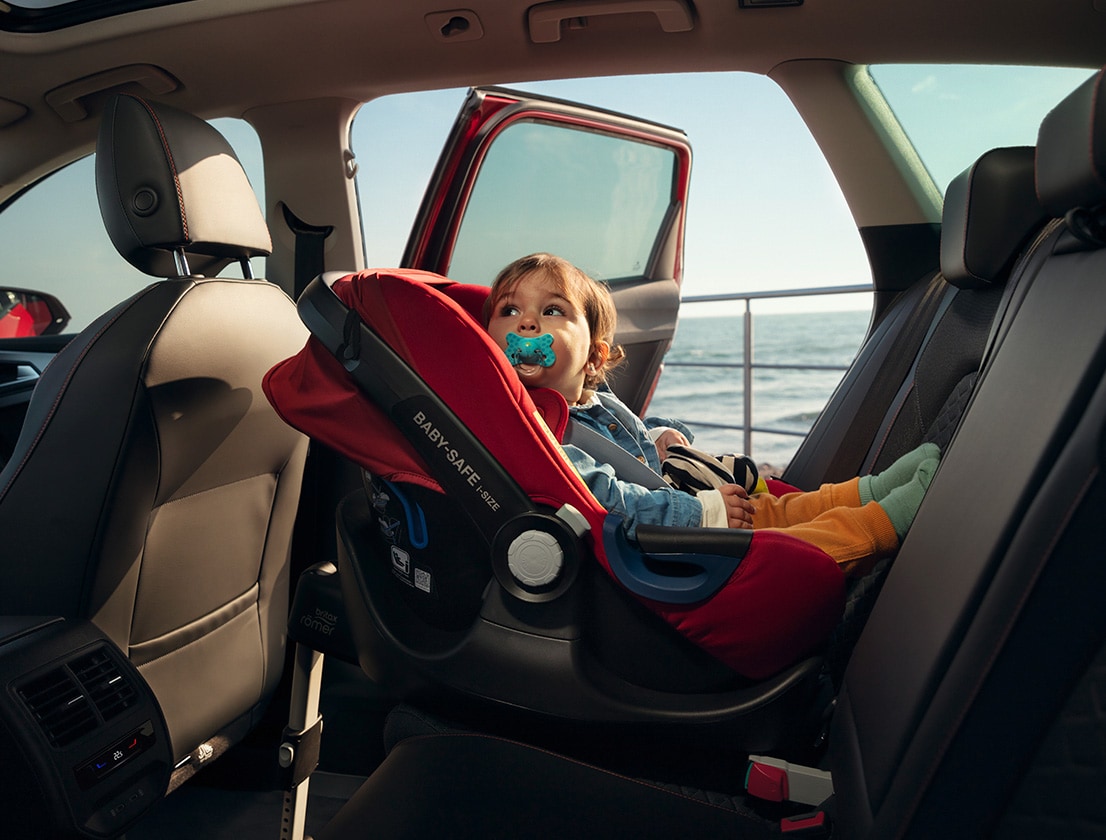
[564,387,702,538]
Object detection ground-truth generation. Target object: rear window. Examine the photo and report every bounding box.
[868,64,1096,196]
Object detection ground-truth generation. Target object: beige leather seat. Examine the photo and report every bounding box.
[0,93,308,776]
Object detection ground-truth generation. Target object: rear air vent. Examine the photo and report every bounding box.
[16,645,138,748]
[17,668,97,748]
[70,648,138,721]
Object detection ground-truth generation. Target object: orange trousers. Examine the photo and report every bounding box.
[751,477,898,576]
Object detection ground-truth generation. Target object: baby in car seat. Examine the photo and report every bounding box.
[483,253,938,577]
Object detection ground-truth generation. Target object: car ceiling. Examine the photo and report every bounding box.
[1,0,1103,201]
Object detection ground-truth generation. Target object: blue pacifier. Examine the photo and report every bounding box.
[504,332,556,367]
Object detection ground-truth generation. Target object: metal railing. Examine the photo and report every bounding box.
[664,284,872,458]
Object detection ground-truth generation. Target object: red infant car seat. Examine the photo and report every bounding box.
[263,268,844,744]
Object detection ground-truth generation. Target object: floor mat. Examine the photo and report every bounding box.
[127,772,364,839]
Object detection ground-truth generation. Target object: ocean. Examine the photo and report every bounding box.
[644,309,871,470]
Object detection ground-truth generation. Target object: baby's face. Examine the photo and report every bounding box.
[486,272,594,404]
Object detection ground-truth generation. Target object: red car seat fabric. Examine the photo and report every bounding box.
[263,268,844,680]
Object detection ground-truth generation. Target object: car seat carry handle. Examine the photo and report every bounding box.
[297,276,535,541]
[603,516,745,604]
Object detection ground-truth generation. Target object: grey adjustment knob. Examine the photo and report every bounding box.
[506,530,563,587]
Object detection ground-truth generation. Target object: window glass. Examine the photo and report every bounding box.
[0,118,264,334]
[0,157,147,333]
[869,64,1095,195]
[352,87,466,270]
[449,121,676,286]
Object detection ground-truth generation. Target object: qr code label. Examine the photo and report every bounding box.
[414,568,432,594]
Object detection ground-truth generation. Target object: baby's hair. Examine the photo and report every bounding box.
[485,253,626,389]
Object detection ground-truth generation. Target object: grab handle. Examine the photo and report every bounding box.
[528,0,694,43]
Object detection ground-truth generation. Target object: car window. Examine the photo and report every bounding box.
[868,64,1096,196]
[448,119,677,286]
[0,118,264,335]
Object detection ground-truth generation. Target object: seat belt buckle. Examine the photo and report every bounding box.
[781,810,831,837]
[745,754,833,806]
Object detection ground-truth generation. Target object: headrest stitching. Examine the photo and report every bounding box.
[131,95,188,241]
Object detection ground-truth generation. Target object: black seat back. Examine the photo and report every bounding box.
[788,147,1049,487]
[830,69,1106,839]
[822,145,1052,687]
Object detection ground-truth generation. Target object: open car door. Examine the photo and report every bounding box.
[402,86,692,415]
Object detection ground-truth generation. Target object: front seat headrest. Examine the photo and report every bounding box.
[95,93,272,279]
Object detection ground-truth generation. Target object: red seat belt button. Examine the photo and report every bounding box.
[745,760,788,801]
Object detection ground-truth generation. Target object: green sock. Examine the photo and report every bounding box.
[878,458,939,539]
[858,442,941,504]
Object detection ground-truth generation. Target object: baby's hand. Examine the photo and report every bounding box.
[719,484,755,529]
[653,428,691,461]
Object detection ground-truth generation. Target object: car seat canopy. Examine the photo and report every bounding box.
[266,270,585,504]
